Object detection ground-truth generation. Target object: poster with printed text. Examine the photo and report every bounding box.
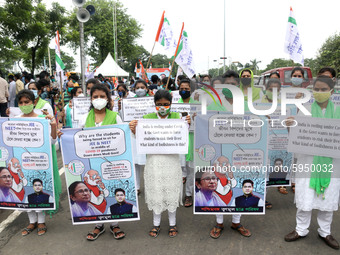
[194,112,268,215]
[60,124,139,225]
[0,118,55,211]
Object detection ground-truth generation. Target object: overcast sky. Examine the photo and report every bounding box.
[36,0,340,73]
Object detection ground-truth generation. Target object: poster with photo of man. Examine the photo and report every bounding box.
[61,124,139,225]
[194,112,268,215]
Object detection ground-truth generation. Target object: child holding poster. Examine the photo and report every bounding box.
[285,76,340,250]
[12,90,59,236]
[129,90,190,238]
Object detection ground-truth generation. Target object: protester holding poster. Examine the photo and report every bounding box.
[10,90,60,236]
[178,78,199,207]
[129,90,190,238]
[132,80,151,195]
[64,87,84,128]
[79,84,125,241]
[285,76,340,250]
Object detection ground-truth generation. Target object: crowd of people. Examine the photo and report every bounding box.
[0,66,339,250]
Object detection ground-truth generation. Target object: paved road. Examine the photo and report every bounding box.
[0,150,339,255]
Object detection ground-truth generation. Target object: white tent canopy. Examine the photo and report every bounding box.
[95,53,129,77]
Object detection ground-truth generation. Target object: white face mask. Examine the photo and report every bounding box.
[92,98,107,110]
[77,93,85,97]
[135,88,147,97]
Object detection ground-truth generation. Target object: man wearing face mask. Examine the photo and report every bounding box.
[29,81,54,116]
[59,81,74,106]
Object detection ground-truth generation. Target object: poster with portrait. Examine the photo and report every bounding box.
[60,124,139,225]
[0,118,55,210]
[194,112,268,215]
[254,104,297,187]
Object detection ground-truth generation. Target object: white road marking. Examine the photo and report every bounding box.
[0,167,64,234]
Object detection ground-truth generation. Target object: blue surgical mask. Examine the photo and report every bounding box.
[291,77,303,86]
[31,89,39,99]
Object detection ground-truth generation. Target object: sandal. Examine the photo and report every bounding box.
[37,223,47,236]
[22,223,37,236]
[265,201,273,209]
[291,183,295,193]
[184,196,193,207]
[149,226,160,238]
[278,186,288,194]
[87,225,105,241]
[169,226,178,238]
[210,224,224,239]
[110,226,125,240]
[182,177,187,184]
[231,224,251,237]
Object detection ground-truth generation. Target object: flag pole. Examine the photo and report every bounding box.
[166,22,184,90]
[146,11,165,69]
[48,47,52,76]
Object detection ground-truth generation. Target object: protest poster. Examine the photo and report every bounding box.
[121,97,155,122]
[288,116,340,159]
[136,119,188,155]
[194,112,268,215]
[171,90,181,103]
[111,96,119,113]
[253,104,297,187]
[60,124,139,225]
[171,103,201,132]
[72,97,91,121]
[0,118,55,210]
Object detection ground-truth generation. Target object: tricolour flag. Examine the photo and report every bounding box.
[155,11,177,54]
[139,60,149,82]
[174,24,195,79]
[284,7,304,65]
[55,31,65,71]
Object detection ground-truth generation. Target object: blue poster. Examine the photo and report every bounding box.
[194,112,268,215]
[0,118,55,210]
[61,124,139,225]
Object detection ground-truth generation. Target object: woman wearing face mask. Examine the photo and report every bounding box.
[129,90,190,238]
[80,84,125,241]
[284,76,340,249]
[261,79,281,103]
[14,90,61,237]
[64,87,84,128]
[134,80,150,97]
[239,68,263,102]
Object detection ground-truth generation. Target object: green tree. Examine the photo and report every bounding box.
[315,33,340,77]
[250,58,261,75]
[263,58,298,72]
[0,1,68,74]
[149,54,172,69]
[66,0,143,73]
[304,58,318,76]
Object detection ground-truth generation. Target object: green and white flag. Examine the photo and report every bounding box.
[55,31,65,71]
[155,12,177,54]
[175,29,195,79]
[284,7,304,65]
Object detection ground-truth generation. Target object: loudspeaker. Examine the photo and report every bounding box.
[77,8,90,23]
[72,0,86,7]
[86,5,95,16]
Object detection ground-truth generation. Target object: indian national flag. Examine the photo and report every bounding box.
[55,31,65,71]
[175,25,195,79]
[155,11,177,54]
[284,7,304,65]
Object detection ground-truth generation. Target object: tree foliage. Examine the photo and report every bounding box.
[315,33,340,77]
[65,0,143,75]
[0,0,69,74]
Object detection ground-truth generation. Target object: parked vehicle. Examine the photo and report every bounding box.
[257,67,313,88]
